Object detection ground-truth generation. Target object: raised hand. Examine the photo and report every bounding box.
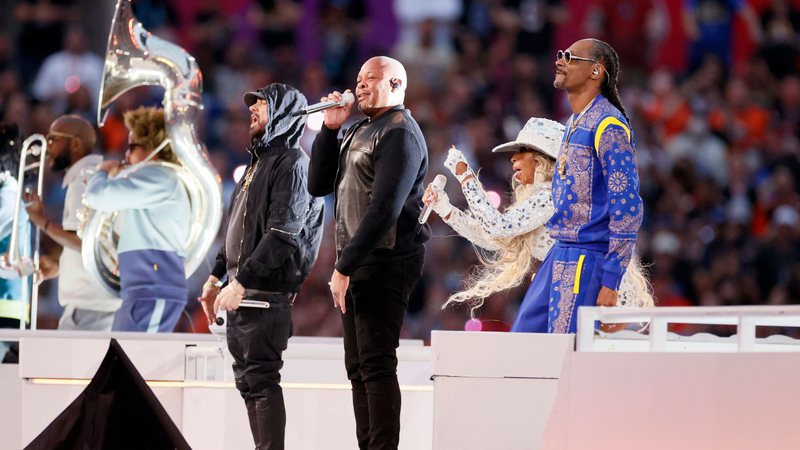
[444,146,474,183]
[23,192,46,228]
[321,89,354,130]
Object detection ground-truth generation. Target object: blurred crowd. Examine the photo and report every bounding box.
[1,0,799,339]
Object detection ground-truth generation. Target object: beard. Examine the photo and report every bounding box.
[249,121,266,139]
[553,71,566,89]
[50,152,72,172]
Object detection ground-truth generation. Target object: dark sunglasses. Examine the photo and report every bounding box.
[127,143,145,152]
[556,50,599,65]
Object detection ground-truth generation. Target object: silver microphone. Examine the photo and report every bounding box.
[418,174,447,224]
[213,299,274,326]
[292,92,355,117]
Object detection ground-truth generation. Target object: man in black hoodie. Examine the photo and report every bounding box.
[198,83,324,450]
[308,56,429,450]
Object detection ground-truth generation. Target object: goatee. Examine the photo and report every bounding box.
[50,153,71,172]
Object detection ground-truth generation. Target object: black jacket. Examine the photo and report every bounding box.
[212,83,324,293]
[308,105,429,275]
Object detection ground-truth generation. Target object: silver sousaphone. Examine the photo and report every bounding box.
[83,0,223,295]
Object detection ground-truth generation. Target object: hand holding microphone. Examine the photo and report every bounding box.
[425,186,454,220]
[312,89,355,129]
[419,174,451,223]
[292,91,355,116]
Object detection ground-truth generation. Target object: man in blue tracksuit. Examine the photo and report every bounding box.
[512,38,644,333]
[85,107,189,332]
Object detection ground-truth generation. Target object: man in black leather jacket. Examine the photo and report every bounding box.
[198,83,324,450]
[308,56,429,450]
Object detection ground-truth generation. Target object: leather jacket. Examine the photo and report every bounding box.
[309,105,430,275]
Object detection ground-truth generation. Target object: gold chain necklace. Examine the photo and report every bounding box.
[242,160,258,191]
[558,99,594,178]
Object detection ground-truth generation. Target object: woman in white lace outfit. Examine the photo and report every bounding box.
[423,117,653,327]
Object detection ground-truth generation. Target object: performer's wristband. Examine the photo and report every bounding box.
[456,170,475,185]
[205,279,223,290]
[437,202,454,219]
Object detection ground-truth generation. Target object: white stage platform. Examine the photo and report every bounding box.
[0,331,432,450]
[3,306,800,450]
[431,306,800,450]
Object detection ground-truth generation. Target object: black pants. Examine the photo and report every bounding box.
[342,253,424,450]
[227,300,293,450]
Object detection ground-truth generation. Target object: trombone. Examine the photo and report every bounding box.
[5,134,47,330]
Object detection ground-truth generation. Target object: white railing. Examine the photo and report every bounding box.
[184,344,226,381]
[577,305,800,352]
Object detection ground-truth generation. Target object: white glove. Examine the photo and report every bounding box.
[430,186,454,218]
[0,255,35,277]
[17,258,35,277]
[444,146,474,183]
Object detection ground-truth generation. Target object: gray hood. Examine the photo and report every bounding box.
[244,83,308,149]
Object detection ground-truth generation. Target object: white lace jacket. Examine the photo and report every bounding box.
[444,179,555,261]
[443,178,641,307]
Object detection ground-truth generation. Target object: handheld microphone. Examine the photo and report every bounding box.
[214,299,273,327]
[209,309,226,337]
[292,92,355,117]
[418,174,447,224]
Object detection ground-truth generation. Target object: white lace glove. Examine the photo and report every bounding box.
[444,146,475,184]
[430,185,454,218]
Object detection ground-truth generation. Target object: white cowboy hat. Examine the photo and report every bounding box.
[491,117,565,160]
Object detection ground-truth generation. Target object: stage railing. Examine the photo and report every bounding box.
[577,305,800,352]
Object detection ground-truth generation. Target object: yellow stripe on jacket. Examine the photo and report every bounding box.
[594,117,631,151]
[573,254,586,294]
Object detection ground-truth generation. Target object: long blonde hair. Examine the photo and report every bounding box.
[444,153,654,316]
[444,154,553,315]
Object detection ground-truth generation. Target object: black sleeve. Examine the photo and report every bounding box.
[236,156,311,288]
[211,243,227,281]
[335,128,423,275]
[308,124,341,197]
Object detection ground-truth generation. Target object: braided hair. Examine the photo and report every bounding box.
[588,39,630,124]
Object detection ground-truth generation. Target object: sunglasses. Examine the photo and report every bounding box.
[127,143,145,152]
[556,50,599,65]
[45,131,76,146]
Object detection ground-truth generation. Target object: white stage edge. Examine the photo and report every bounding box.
[4,306,800,450]
[1,331,432,450]
[432,331,574,450]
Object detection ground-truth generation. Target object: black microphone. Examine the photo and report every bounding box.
[292,92,355,117]
[418,174,447,224]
